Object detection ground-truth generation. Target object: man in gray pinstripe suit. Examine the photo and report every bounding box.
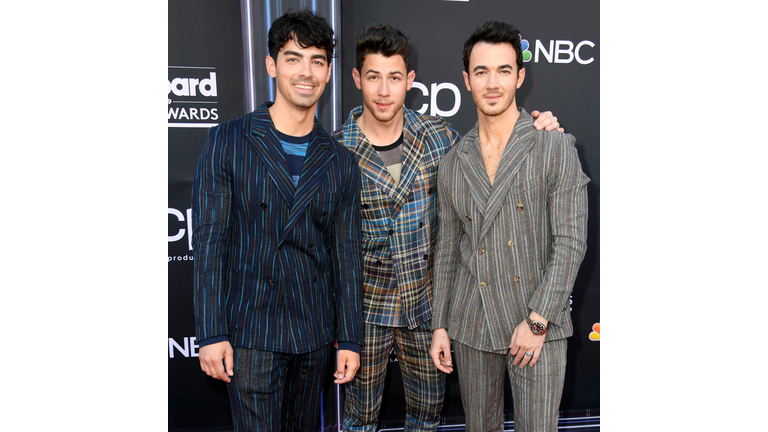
[429,21,589,432]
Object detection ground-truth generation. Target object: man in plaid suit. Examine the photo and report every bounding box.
[333,24,562,431]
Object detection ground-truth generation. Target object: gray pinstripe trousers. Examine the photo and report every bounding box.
[453,339,567,432]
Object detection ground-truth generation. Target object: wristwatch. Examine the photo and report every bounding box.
[526,317,547,336]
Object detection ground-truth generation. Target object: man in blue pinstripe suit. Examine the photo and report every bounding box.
[191,10,363,431]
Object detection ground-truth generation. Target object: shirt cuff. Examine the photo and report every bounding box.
[337,342,360,355]
[198,335,229,348]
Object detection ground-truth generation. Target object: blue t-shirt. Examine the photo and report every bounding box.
[276,129,311,186]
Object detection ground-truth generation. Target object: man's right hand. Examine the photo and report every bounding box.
[199,340,234,383]
[429,328,454,374]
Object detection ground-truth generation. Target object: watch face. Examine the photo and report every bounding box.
[527,318,547,335]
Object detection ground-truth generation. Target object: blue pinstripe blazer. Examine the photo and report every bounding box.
[191,102,364,354]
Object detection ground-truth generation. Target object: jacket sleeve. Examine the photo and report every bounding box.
[331,151,364,346]
[527,133,590,325]
[191,125,232,343]
[431,152,462,330]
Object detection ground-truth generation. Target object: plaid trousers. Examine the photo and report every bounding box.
[343,322,444,431]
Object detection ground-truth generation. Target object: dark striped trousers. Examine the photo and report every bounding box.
[227,344,332,432]
[343,322,445,431]
[453,339,567,432]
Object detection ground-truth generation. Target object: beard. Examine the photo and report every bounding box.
[362,98,403,124]
[276,78,322,109]
[473,90,515,117]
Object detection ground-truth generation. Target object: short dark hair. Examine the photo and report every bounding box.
[268,9,335,64]
[463,21,523,73]
[355,24,411,72]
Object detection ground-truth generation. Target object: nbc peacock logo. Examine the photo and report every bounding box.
[521,39,532,62]
[589,323,600,341]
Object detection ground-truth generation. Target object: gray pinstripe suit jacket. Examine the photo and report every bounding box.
[431,109,589,353]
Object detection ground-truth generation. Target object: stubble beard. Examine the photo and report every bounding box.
[277,78,322,109]
[363,98,402,124]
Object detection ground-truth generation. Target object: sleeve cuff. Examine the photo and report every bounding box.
[337,342,361,355]
[198,335,229,348]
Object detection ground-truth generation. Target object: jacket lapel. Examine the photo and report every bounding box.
[245,106,295,202]
[390,122,425,220]
[283,122,334,234]
[457,125,490,216]
[478,110,536,242]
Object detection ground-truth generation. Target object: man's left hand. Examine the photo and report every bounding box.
[531,110,565,133]
[334,349,360,384]
[509,319,546,368]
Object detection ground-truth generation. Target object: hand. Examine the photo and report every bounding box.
[429,328,454,374]
[334,349,360,384]
[509,318,546,369]
[199,340,234,383]
[531,110,565,133]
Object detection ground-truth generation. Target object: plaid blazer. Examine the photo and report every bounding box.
[333,106,461,328]
[192,102,363,354]
[432,109,589,352]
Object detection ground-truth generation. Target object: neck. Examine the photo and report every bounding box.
[476,104,520,148]
[268,97,317,136]
[356,107,404,146]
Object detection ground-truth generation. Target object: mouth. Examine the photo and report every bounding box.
[293,83,316,93]
[374,101,393,110]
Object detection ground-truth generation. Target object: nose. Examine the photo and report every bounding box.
[487,72,500,89]
[378,79,390,97]
[298,60,312,78]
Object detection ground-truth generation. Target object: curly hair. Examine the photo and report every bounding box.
[355,24,411,72]
[462,21,523,73]
[268,9,335,64]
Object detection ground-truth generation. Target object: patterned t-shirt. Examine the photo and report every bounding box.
[276,129,311,186]
[372,131,404,183]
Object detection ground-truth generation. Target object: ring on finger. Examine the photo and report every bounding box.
[524,352,533,357]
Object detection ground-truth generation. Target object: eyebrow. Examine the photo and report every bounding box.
[472,64,514,73]
[283,50,327,62]
[364,69,405,76]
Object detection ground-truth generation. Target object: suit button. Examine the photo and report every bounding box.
[465,215,472,221]
[309,243,316,250]
[514,276,521,283]
[269,278,276,285]
[478,248,485,254]
[388,229,394,236]
[260,203,268,210]
[423,254,429,260]
[321,211,329,217]
[375,260,382,266]
[313,276,318,282]
[517,203,524,213]
[479,282,487,288]
[362,203,370,209]
[508,240,514,247]
[278,244,284,250]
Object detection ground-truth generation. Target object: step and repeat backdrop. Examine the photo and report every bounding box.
[168,0,599,430]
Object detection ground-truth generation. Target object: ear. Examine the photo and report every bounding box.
[406,70,416,91]
[352,68,362,90]
[324,62,333,83]
[463,71,471,92]
[266,56,276,78]
[516,67,525,89]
